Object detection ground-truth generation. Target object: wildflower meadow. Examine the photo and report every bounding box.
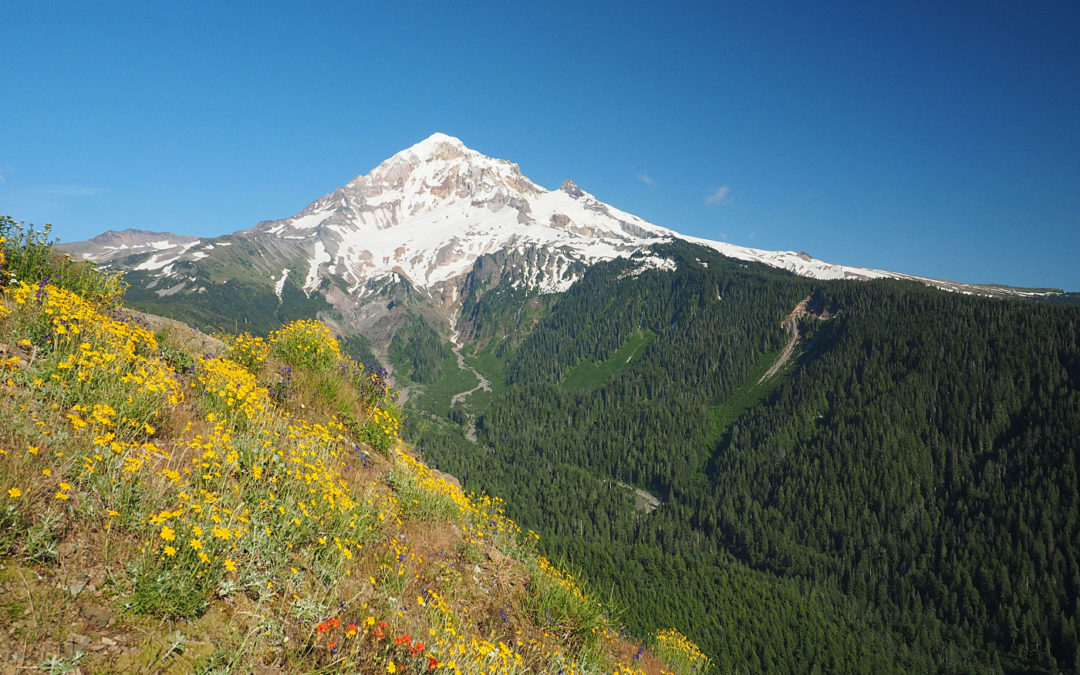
[0,217,711,672]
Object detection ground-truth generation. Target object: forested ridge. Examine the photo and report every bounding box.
[405,241,1080,672]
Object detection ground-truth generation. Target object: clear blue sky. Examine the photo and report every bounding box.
[2,1,1077,290]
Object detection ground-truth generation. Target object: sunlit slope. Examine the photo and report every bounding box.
[0,218,710,673]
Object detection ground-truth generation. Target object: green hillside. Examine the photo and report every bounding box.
[405,241,1080,672]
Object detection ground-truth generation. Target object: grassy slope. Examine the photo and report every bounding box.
[405,352,478,419]
[0,231,711,674]
[701,345,786,457]
[563,329,656,390]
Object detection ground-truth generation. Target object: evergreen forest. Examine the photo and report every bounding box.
[403,242,1080,673]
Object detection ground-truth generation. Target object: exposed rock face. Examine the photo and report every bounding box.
[549,213,572,230]
[560,179,585,198]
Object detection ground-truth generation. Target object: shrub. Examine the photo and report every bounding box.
[223,331,270,371]
[653,628,712,673]
[358,406,401,453]
[268,319,342,371]
[128,557,218,619]
[522,555,606,654]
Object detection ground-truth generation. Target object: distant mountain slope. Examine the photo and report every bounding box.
[409,241,1080,672]
[59,228,198,264]
[61,133,1062,359]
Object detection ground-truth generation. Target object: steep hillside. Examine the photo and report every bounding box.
[404,241,1080,673]
[0,219,711,673]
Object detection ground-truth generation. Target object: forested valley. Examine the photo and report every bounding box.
[402,241,1080,673]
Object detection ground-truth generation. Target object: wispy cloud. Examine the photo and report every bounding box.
[0,178,106,216]
[705,185,730,205]
[635,170,655,185]
[39,184,104,196]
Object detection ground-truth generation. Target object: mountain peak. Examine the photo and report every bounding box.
[421,131,465,147]
[88,228,190,242]
[400,132,469,161]
[365,132,490,185]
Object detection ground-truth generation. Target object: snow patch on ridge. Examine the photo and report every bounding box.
[134,240,202,272]
[304,243,328,295]
[620,256,678,279]
[275,269,290,300]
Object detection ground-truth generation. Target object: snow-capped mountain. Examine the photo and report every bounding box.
[61,229,199,265]
[247,132,684,296]
[64,132,1056,346]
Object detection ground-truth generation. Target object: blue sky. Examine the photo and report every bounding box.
[2,1,1077,290]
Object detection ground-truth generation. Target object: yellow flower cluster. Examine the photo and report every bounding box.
[394,451,473,515]
[391,450,524,552]
[6,281,154,352]
[223,331,270,371]
[371,406,401,438]
[268,318,342,369]
[141,411,395,580]
[4,281,180,431]
[194,356,271,424]
[68,402,168,485]
[360,405,402,453]
[534,555,591,605]
[654,628,712,673]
